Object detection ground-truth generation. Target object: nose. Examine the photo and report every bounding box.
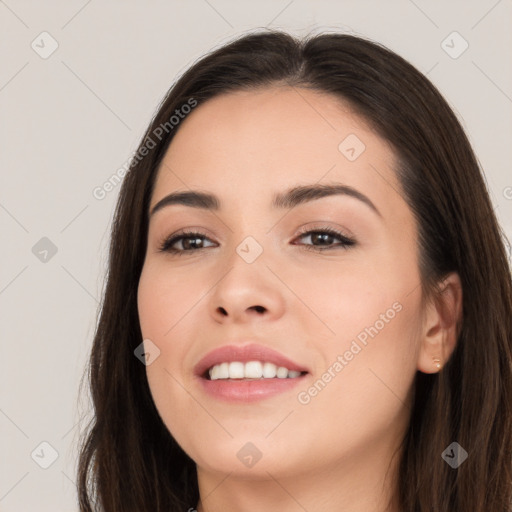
[208,250,286,325]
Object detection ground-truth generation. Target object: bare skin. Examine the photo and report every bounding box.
[137,86,462,512]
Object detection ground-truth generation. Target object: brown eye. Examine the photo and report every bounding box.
[293,227,356,251]
[159,231,215,254]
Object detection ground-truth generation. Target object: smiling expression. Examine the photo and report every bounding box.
[137,86,425,479]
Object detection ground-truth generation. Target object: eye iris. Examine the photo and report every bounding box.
[311,232,334,245]
[183,236,204,250]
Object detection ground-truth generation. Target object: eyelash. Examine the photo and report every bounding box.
[158,226,356,255]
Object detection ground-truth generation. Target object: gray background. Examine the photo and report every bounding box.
[1,1,511,510]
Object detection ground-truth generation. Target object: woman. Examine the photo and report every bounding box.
[76,29,512,511]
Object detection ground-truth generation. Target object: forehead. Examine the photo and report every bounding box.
[151,86,403,214]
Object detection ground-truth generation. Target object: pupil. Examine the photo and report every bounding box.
[184,237,202,250]
[313,233,332,245]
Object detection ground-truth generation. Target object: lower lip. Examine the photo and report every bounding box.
[197,375,307,403]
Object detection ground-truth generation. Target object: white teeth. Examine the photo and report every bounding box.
[208,361,303,380]
[276,366,289,378]
[218,362,229,379]
[228,361,245,379]
[244,361,263,378]
[210,364,220,380]
[262,362,277,378]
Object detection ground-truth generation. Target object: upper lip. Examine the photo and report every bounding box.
[194,343,310,378]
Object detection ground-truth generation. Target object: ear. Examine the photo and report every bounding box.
[417,272,463,374]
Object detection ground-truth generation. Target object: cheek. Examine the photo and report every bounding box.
[285,253,416,342]
[137,265,203,444]
[137,262,203,339]
[294,295,422,455]
[290,248,423,399]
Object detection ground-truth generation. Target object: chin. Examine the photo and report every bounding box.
[180,434,300,477]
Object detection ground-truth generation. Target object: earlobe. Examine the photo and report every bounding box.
[417,272,463,374]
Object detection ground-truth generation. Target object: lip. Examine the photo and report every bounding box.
[193,343,310,403]
[194,343,309,377]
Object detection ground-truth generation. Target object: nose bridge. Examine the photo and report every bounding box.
[208,232,285,323]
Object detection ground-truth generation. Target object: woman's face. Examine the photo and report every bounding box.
[137,86,425,482]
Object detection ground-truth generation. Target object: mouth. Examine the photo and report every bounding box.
[194,343,310,402]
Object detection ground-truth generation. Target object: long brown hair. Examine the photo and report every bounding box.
[76,29,512,511]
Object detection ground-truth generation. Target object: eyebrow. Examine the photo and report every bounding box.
[149,183,381,218]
